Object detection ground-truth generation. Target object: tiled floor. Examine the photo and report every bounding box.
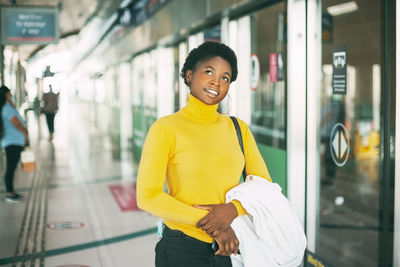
[0,109,158,267]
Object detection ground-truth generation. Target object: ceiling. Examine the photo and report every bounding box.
[1,0,122,62]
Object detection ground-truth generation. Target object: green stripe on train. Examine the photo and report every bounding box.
[257,144,287,196]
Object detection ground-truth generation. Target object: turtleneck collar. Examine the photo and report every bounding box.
[180,93,220,123]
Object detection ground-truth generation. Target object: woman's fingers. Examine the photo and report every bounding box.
[196,214,210,228]
[215,237,238,256]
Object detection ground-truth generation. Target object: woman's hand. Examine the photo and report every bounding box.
[213,226,239,256]
[194,202,238,237]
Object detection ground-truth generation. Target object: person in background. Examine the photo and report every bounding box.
[136,42,271,267]
[42,84,59,141]
[0,85,29,203]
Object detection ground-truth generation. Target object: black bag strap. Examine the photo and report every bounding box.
[230,116,246,181]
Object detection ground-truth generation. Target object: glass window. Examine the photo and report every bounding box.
[249,2,287,149]
[315,0,382,266]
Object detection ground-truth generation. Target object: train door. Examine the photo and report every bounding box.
[303,0,396,266]
[178,42,188,110]
[131,50,158,162]
[228,1,287,193]
[131,55,145,162]
[156,46,174,118]
[143,51,158,131]
[172,41,188,112]
[119,62,132,160]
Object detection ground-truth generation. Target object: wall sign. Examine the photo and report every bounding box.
[1,6,59,45]
[250,54,260,90]
[270,53,278,83]
[270,52,284,83]
[332,46,347,95]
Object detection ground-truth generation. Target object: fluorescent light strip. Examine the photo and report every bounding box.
[327,1,358,16]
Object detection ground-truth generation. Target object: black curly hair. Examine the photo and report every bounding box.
[180,41,238,86]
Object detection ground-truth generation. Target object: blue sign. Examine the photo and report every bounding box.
[1,7,59,45]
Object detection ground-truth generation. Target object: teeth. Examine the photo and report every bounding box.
[206,89,218,96]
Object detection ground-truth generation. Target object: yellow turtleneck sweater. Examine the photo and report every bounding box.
[136,94,271,243]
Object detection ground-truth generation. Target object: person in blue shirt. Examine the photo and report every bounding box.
[0,85,29,203]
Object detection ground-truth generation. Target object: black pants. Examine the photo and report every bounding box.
[4,145,24,193]
[45,113,56,134]
[155,225,232,267]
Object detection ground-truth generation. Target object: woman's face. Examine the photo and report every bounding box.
[186,56,232,105]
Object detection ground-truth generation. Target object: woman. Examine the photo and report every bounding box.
[136,42,271,266]
[0,85,29,203]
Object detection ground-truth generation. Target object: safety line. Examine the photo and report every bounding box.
[30,167,46,266]
[20,167,41,266]
[0,173,135,193]
[11,168,38,267]
[0,227,157,265]
[40,167,50,267]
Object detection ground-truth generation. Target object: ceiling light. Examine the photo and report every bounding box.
[327,1,358,16]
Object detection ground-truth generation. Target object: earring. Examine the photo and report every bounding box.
[220,94,232,115]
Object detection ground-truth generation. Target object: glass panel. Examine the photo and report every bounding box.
[246,1,287,194]
[249,2,287,149]
[316,0,382,266]
[173,45,180,112]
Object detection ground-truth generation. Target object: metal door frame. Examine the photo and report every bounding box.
[291,0,398,265]
[395,0,400,259]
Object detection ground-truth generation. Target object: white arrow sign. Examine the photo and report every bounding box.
[330,123,350,167]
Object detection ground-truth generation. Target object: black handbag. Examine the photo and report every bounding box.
[212,117,246,252]
[230,116,247,181]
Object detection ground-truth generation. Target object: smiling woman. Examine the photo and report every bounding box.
[185,56,231,105]
[136,41,271,267]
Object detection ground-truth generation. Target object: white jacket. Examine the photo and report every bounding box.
[226,175,307,267]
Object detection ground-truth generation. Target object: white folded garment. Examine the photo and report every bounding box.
[226,175,307,267]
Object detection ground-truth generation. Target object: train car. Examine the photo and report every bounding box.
[21,0,397,266]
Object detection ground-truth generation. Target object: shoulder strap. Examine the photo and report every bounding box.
[230,116,246,181]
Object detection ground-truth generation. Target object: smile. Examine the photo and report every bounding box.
[204,88,219,97]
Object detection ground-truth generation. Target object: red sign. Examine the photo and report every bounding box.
[109,184,140,212]
[269,52,278,83]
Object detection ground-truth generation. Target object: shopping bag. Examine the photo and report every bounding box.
[21,149,36,172]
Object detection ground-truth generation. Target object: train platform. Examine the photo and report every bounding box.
[0,108,158,267]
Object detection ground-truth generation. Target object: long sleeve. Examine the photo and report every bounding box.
[136,121,208,226]
[241,121,271,181]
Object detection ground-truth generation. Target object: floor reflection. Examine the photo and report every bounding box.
[319,157,379,267]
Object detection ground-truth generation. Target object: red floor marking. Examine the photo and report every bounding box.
[109,184,141,212]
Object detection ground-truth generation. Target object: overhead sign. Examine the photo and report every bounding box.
[250,54,260,90]
[330,123,350,166]
[204,25,221,42]
[332,46,347,95]
[119,0,171,27]
[1,6,59,45]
